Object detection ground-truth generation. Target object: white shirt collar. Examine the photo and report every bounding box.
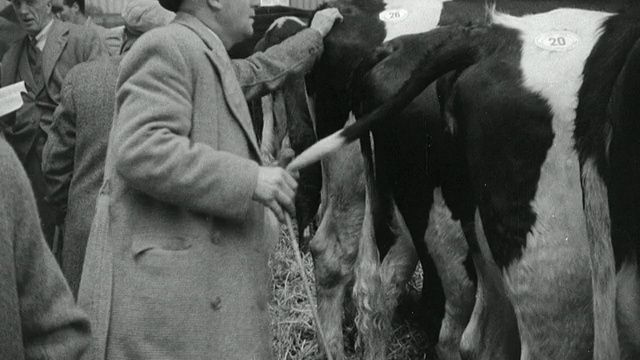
[31,19,54,51]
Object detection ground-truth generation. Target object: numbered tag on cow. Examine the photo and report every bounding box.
[535,31,581,51]
[379,0,447,41]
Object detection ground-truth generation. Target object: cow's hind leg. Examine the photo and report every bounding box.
[503,244,593,359]
[310,211,359,360]
[607,34,640,360]
[616,253,640,359]
[426,189,476,360]
[310,145,365,360]
[379,207,419,323]
[459,210,520,360]
[393,170,445,343]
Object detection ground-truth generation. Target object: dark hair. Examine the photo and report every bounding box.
[63,0,85,14]
[119,28,140,55]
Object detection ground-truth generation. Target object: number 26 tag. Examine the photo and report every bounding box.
[535,31,580,52]
[379,8,409,23]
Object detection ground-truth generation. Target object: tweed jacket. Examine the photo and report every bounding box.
[77,12,323,360]
[0,136,91,360]
[1,19,107,159]
[0,19,107,246]
[42,56,122,297]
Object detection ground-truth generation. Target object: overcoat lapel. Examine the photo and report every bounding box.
[173,14,261,158]
[42,20,68,85]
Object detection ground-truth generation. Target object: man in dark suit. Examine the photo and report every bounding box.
[0,0,106,248]
[42,0,174,297]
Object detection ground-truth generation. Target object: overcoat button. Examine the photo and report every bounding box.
[210,296,222,311]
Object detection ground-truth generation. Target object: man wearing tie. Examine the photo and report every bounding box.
[0,0,106,248]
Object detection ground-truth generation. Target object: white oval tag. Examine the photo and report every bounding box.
[534,31,580,52]
[379,8,409,23]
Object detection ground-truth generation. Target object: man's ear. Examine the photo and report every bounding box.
[205,0,222,11]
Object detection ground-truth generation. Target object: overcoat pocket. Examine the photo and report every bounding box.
[131,234,193,256]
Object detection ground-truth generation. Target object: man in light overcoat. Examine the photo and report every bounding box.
[77,0,342,359]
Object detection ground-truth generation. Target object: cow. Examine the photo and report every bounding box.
[256,2,470,359]
[260,1,631,359]
[287,5,640,359]
[575,4,640,358]
[255,20,420,360]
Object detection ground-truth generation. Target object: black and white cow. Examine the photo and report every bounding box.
[258,2,471,359]
[288,4,640,359]
[575,5,640,358]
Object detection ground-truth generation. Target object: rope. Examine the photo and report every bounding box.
[284,214,334,360]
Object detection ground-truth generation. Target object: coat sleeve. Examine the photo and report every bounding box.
[233,28,323,101]
[113,32,260,221]
[0,142,91,360]
[42,74,76,224]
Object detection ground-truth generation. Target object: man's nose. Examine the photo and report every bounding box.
[15,2,30,14]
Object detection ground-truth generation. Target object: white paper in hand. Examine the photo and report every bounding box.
[0,81,27,117]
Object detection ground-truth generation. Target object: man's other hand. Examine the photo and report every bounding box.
[310,8,343,37]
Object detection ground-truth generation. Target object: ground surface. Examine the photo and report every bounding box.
[270,226,435,360]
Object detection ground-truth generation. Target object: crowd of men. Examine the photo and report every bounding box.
[0,0,342,359]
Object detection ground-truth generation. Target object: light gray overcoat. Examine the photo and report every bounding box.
[78,12,323,360]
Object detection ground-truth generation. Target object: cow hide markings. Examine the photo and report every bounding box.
[492,8,610,359]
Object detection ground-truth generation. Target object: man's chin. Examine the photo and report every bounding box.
[241,28,254,41]
[21,23,39,35]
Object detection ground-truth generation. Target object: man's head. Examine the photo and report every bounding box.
[161,0,259,49]
[53,0,84,24]
[120,0,175,54]
[11,0,53,36]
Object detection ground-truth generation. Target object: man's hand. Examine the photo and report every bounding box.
[310,8,343,37]
[252,166,298,222]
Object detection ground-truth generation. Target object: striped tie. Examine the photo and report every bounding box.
[27,38,44,90]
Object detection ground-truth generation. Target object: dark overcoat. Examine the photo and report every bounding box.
[78,13,323,360]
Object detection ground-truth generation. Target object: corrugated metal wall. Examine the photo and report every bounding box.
[290,0,324,9]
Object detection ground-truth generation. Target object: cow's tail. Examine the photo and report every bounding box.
[286,25,482,173]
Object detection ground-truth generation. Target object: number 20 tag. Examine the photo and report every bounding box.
[534,31,580,52]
